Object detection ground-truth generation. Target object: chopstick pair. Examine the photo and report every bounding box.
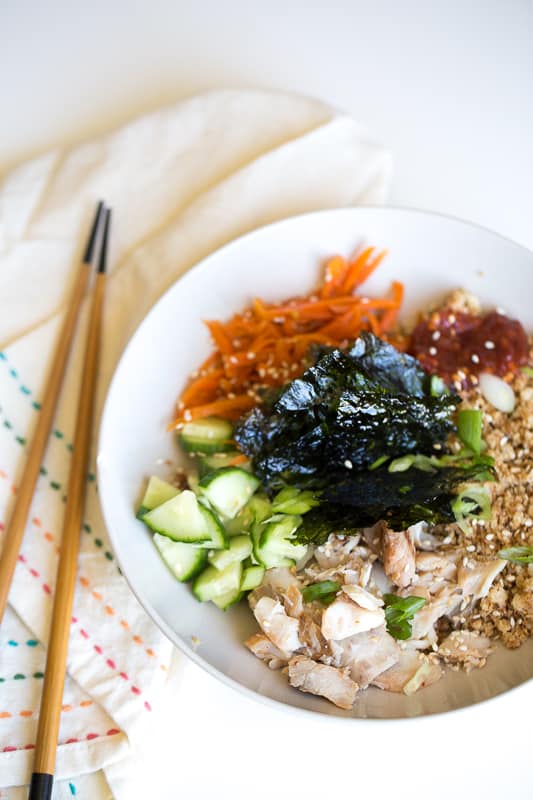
[0,200,111,800]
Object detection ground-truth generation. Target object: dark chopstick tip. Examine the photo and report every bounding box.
[29,771,54,800]
[98,208,112,274]
[83,201,105,265]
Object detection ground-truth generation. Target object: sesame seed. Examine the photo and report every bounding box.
[432,330,441,341]
[247,352,256,360]
[466,544,476,552]
[229,356,238,365]
[429,346,438,356]
[344,459,353,469]
[183,410,192,421]
[484,340,495,350]
[485,533,494,541]
[448,314,456,324]
[471,354,480,364]
[459,644,468,652]
[500,436,508,446]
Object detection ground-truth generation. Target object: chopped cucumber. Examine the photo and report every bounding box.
[179,417,234,454]
[192,561,242,602]
[208,535,252,570]
[137,476,179,518]
[241,565,265,591]
[224,494,272,536]
[187,469,200,494]
[142,490,211,543]
[198,451,243,477]
[153,533,207,582]
[196,504,229,550]
[255,514,307,568]
[212,588,243,610]
[199,467,260,519]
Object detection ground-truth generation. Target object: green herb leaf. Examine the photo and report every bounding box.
[302,580,341,604]
[457,409,483,456]
[497,546,533,565]
[383,594,426,640]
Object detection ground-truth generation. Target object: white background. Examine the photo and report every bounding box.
[2,1,532,798]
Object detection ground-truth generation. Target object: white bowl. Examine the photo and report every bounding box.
[98,207,533,719]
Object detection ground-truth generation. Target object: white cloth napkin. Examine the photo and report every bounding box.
[0,88,391,797]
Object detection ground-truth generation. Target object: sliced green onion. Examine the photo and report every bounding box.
[521,367,533,378]
[369,454,390,471]
[388,455,414,473]
[383,594,426,640]
[497,546,533,565]
[302,580,341,604]
[430,375,447,397]
[451,485,492,534]
[457,409,483,456]
[272,486,319,515]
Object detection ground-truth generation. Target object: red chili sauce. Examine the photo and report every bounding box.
[409,308,529,389]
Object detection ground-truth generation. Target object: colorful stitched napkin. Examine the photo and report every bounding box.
[0,88,391,798]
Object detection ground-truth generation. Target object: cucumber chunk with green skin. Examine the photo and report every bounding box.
[225,494,272,536]
[241,565,265,591]
[142,490,211,543]
[199,467,260,519]
[212,588,244,610]
[179,417,234,454]
[208,535,252,570]
[153,533,207,582]
[198,451,245,477]
[196,504,229,550]
[137,476,179,518]
[255,514,307,568]
[192,561,242,602]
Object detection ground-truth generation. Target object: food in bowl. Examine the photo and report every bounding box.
[135,247,533,709]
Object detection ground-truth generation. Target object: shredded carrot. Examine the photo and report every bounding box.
[226,453,249,466]
[380,281,404,333]
[170,247,404,426]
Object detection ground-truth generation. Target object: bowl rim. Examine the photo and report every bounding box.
[97,204,533,723]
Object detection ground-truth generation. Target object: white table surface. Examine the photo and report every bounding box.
[2,1,532,798]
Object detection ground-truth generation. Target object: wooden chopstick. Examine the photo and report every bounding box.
[0,201,105,625]
[29,207,111,800]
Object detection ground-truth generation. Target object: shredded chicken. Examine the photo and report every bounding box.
[457,558,507,601]
[372,651,442,694]
[409,585,462,647]
[321,593,385,640]
[252,596,302,656]
[383,527,416,588]
[288,655,359,709]
[438,630,493,670]
[244,633,287,670]
[299,612,330,659]
[332,626,400,687]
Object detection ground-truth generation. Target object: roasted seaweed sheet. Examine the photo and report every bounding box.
[235,333,492,541]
